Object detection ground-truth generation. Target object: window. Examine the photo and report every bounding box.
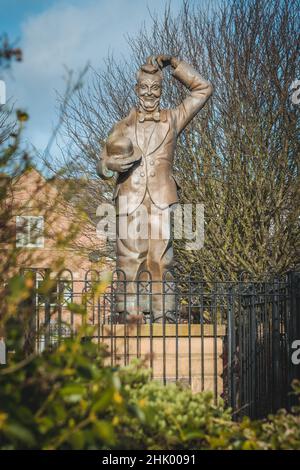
[16,216,44,248]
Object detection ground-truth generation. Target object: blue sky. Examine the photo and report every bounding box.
[1,0,59,38]
[1,0,184,163]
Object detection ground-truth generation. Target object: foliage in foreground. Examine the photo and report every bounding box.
[116,363,300,450]
[0,336,300,450]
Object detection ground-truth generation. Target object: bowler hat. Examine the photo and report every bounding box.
[106,135,142,162]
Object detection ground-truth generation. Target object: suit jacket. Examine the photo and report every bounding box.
[98,61,213,215]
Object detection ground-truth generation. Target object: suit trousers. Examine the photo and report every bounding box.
[116,190,175,321]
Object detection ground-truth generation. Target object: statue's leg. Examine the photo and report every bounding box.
[147,202,175,322]
[116,208,148,317]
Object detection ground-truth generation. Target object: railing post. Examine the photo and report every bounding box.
[57,280,64,345]
[271,278,281,413]
[21,271,37,356]
[249,283,257,418]
[0,337,6,365]
[227,285,236,412]
[44,291,51,349]
[289,271,300,342]
[288,271,300,401]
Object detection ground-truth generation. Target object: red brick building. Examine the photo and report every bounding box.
[1,166,109,281]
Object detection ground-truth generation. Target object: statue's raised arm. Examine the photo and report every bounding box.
[153,54,213,135]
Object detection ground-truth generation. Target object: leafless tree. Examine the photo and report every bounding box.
[0,35,22,145]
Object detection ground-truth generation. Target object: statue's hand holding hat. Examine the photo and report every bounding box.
[104,135,142,174]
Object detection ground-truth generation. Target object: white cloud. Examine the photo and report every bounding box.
[5,0,181,159]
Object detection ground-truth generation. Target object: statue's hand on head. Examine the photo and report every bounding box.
[154,55,180,70]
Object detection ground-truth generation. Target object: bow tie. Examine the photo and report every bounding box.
[138,111,161,122]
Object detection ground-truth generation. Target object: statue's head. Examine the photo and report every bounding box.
[135,62,163,113]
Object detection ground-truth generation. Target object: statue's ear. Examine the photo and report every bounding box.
[134,83,139,95]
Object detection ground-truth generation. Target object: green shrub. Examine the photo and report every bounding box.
[114,362,300,450]
[1,336,300,450]
[0,332,132,450]
[115,360,234,450]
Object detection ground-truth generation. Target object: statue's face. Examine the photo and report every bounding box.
[136,75,162,113]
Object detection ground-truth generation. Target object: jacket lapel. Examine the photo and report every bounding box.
[135,117,145,153]
[124,107,138,144]
[147,113,170,155]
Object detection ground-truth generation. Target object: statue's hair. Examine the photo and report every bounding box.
[136,63,163,83]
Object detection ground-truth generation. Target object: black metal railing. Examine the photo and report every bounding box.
[16,268,300,419]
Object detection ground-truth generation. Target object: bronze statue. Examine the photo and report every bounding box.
[98,55,213,321]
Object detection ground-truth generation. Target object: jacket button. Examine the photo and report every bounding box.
[150,160,154,165]
[140,172,145,177]
[140,161,144,166]
[150,171,155,177]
